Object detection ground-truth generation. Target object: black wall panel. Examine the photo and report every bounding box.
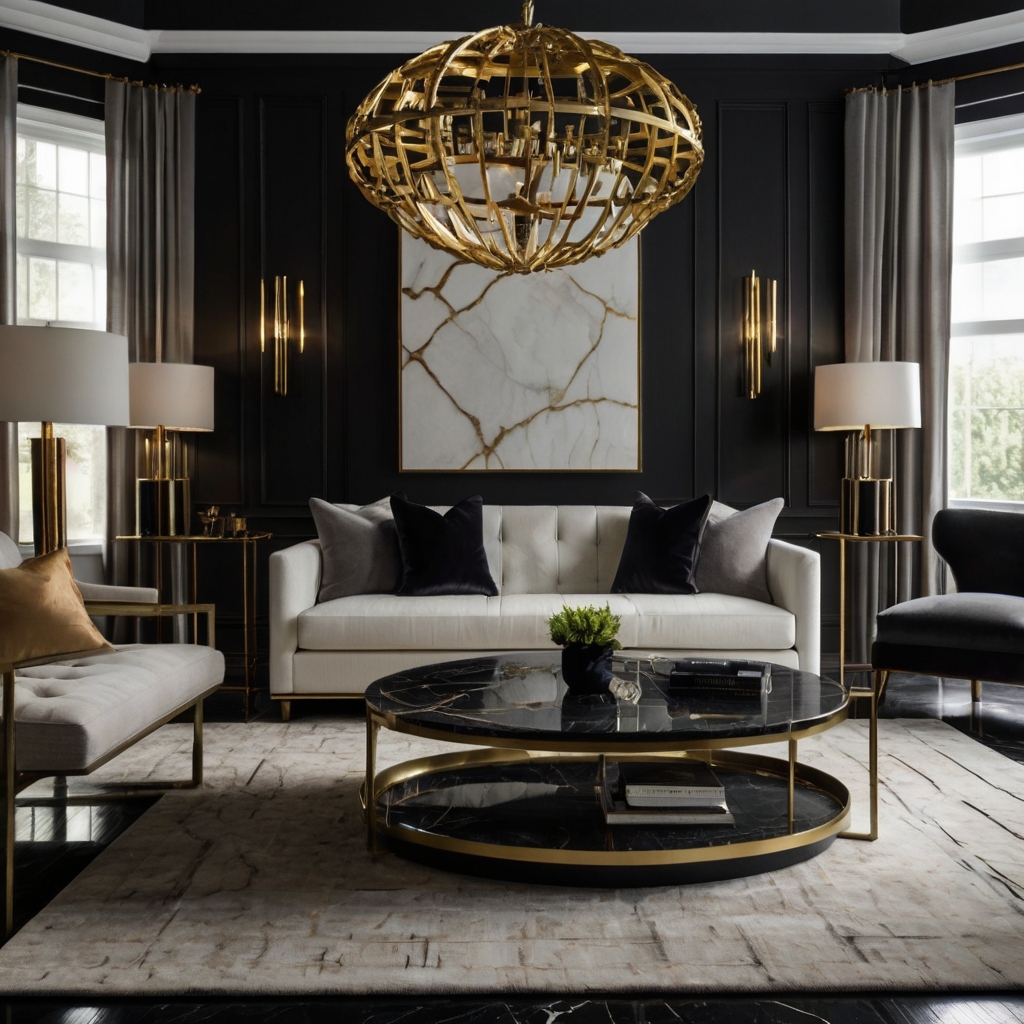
[257,96,326,507]
[193,96,244,508]
[717,102,789,505]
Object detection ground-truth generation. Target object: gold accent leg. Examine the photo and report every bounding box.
[192,699,204,787]
[787,738,796,834]
[280,700,291,723]
[840,668,882,841]
[971,679,981,704]
[838,536,846,692]
[366,713,380,856]
[3,668,15,941]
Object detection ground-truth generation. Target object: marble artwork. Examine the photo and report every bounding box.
[400,234,639,471]
[3,717,1024,993]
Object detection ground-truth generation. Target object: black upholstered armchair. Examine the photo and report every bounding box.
[872,508,1024,702]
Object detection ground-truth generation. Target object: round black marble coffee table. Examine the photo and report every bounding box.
[362,653,851,886]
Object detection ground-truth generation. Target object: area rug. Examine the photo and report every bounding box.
[1,716,1023,995]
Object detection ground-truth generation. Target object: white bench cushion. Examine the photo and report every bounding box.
[9,644,224,773]
[296,593,795,652]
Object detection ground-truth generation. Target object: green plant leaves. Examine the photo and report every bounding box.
[547,603,622,649]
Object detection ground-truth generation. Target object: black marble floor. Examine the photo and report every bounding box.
[6,674,1024,1022]
[7,994,1024,1023]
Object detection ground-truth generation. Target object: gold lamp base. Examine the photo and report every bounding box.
[136,478,190,537]
[30,425,66,556]
[841,477,892,536]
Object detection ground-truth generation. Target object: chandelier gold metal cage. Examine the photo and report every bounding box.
[345,3,704,273]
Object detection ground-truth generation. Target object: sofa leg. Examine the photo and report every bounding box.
[280,700,291,723]
[971,679,981,704]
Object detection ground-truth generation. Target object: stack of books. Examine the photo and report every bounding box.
[667,658,772,696]
[597,757,735,826]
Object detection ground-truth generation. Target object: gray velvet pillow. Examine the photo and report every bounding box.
[309,497,403,602]
[693,498,784,603]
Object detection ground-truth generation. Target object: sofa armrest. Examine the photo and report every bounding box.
[269,539,322,695]
[766,539,820,675]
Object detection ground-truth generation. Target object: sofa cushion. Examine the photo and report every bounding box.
[0,548,112,665]
[297,592,795,652]
[309,496,402,601]
[694,498,784,603]
[10,643,225,773]
[611,492,711,594]
[392,493,499,597]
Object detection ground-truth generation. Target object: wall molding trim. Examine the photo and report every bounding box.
[2,0,1024,66]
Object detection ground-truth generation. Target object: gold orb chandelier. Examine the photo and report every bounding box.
[346,2,703,274]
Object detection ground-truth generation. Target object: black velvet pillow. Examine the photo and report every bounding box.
[390,493,499,597]
[611,492,713,594]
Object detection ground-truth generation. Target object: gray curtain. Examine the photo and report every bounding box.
[105,80,196,587]
[0,57,18,540]
[844,82,954,662]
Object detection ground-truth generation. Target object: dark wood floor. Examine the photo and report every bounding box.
[5,675,1024,1023]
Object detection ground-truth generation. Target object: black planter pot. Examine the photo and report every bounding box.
[560,642,615,694]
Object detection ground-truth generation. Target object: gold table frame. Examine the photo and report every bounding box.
[363,689,857,881]
[816,531,923,841]
[116,534,272,715]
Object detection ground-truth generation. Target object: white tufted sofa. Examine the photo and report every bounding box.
[270,504,820,716]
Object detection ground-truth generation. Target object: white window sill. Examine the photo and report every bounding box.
[17,541,104,558]
[948,498,1024,513]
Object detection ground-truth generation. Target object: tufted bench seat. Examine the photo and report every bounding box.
[2,605,225,940]
[10,643,225,774]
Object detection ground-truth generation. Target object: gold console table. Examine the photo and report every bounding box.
[116,533,272,715]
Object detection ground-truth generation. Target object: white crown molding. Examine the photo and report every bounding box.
[893,10,1024,63]
[1,0,1024,67]
[0,0,149,61]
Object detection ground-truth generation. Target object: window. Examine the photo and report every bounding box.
[15,105,107,546]
[949,112,1024,504]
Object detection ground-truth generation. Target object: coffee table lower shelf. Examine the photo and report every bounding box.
[367,749,851,887]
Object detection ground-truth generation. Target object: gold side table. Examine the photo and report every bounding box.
[116,533,273,716]
[816,532,924,690]
[816,531,922,841]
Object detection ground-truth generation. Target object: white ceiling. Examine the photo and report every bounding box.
[1,0,1023,65]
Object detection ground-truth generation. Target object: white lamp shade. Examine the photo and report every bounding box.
[813,361,922,431]
[0,325,130,425]
[129,362,215,431]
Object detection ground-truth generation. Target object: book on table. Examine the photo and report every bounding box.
[614,760,726,806]
[597,757,735,826]
[667,658,772,696]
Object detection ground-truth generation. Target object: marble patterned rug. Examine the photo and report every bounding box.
[1,716,1023,995]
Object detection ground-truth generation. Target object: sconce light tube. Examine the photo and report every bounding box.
[262,275,306,396]
[743,270,779,399]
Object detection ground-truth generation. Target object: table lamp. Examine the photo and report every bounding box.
[0,325,130,555]
[129,362,215,537]
[813,361,921,536]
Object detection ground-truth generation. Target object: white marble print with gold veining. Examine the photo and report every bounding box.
[400,235,639,471]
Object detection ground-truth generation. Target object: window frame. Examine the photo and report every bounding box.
[15,103,108,553]
[948,111,1024,510]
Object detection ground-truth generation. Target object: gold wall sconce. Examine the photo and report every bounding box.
[743,270,778,399]
[261,276,305,396]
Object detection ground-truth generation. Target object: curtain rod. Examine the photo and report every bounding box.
[848,56,1024,94]
[1,50,201,93]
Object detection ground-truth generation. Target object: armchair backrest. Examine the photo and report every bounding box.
[0,532,21,570]
[933,508,1024,597]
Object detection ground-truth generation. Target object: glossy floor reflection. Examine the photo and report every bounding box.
[6,675,1024,1021]
[7,994,1024,1023]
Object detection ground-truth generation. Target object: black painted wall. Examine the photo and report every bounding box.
[13,18,1024,666]
[130,51,891,665]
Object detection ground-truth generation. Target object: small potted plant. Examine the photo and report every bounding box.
[548,603,622,694]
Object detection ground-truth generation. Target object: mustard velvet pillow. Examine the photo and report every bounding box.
[0,548,113,665]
